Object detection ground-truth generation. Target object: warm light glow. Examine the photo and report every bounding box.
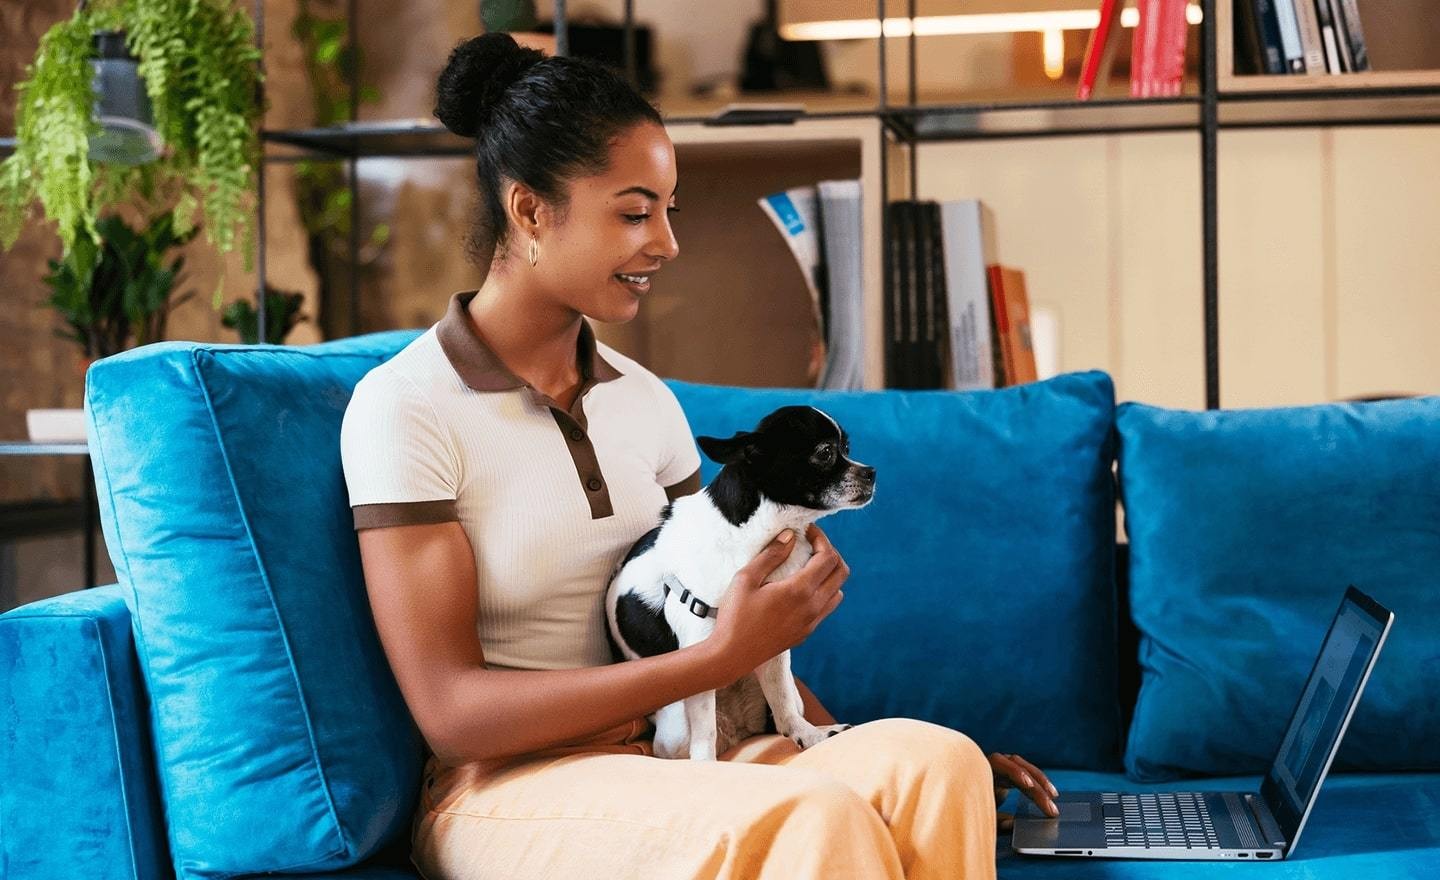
[1043,28,1065,80]
[778,4,1203,39]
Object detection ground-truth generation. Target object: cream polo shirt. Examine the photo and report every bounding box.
[339,289,702,671]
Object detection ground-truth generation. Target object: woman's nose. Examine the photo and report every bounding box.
[651,217,679,262]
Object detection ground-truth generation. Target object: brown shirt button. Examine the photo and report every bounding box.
[570,428,584,441]
[587,477,603,491]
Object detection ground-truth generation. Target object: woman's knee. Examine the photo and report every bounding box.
[857,718,992,787]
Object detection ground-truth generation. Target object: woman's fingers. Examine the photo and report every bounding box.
[1008,752,1060,798]
[998,811,1015,834]
[989,752,1057,817]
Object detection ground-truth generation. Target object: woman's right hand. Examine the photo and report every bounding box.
[707,523,849,687]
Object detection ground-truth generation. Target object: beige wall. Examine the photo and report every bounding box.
[915,126,1440,409]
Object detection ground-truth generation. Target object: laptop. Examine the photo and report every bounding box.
[1011,585,1394,861]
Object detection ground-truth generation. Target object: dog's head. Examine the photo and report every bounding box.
[696,405,876,512]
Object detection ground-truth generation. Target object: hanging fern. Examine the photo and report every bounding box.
[0,0,264,280]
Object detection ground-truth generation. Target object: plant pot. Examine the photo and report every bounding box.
[27,408,88,443]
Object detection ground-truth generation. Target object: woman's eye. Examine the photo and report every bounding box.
[624,214,648,225]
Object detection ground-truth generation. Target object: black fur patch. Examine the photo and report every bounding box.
[620,526,662,568]
[615,592,680,657]
[658,502,674,524]
[704,470,761,527]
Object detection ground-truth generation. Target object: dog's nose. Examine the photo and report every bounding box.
[857,466,875,485]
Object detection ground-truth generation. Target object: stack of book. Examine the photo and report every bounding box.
[1235,0,1370,75]
[882,200,1039,392]
[760,189,1041,392]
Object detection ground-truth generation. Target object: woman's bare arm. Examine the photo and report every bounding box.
[359,520,732,765]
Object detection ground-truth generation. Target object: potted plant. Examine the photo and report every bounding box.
[221,286,310,345]
[28,210,199,442]
[0,0,265,308]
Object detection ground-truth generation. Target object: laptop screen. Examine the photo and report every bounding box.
[1260,586,1392,849]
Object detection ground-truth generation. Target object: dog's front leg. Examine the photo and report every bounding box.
[669,625,720,761]
[756,651,852,750]
[682,689,720,761]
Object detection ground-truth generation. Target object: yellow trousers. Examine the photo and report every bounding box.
[411,716,998,880]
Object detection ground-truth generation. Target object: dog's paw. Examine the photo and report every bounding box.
[785,722,854,750]
[652,737,689,760]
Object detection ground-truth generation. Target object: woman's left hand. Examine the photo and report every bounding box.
[989,751,1059,833]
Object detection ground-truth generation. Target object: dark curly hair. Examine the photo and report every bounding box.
[434,32,665,268]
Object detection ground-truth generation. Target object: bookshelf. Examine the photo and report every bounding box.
[7,1,1440,402]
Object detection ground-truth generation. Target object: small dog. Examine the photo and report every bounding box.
[603,405,877,761]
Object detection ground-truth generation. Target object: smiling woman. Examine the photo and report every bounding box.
[343,29,1011,880]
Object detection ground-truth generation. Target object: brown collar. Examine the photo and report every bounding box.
[436,289,623,392]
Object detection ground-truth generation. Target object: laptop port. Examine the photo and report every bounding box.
[1256,852,1274,859]
[1237,853,1249,858]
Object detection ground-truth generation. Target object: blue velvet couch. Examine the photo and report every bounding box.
[2,330,1436,879]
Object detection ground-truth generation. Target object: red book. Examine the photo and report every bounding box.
[986,265,1014,386]
[1130,0,1162,97]
[1078,0,1124,101]
[1153,0,1190,96]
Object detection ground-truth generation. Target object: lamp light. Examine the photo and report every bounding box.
[778,0,1202,40]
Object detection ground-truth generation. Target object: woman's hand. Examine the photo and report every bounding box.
[708,523,849,687]
[990,751,1060,833]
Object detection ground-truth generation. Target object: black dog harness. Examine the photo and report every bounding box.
[662,573,717,620]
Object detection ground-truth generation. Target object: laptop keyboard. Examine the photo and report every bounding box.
[1102,792,1220,849]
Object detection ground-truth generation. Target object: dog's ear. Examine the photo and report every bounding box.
[697,431,760,465]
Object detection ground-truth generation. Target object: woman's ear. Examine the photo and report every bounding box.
[697,431,758,465]
[506,181,543,238]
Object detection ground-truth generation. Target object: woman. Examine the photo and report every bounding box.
[340,32,1060,880]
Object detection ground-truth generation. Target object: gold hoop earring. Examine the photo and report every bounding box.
[528,236,539,267]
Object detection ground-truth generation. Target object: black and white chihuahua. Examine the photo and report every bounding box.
[603,405,877,761]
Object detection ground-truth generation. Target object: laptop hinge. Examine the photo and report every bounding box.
[1244,793,1287,850]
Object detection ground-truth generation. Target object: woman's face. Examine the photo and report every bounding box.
[534,122,680,324]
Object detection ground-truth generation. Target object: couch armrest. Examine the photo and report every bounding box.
[1,585,172,880]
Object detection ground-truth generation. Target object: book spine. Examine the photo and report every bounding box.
[901,202,918,389]
[1273,0,1308,73]
[916,200,937,388]
[1130,0,1161,97]
[1253,0,1287,74]
[1316,0,1354,71]
[1291,0,1328,74]
[926,202,950,389]
[884,202,903,388]
[1078,0,1122,100]
[1336,0,1370,71]
[987,266,1013,387]
[1003,269,1039,384]
[1155,0,1190,96]
[1232,0,1266,75]
[1312,0,1344,73]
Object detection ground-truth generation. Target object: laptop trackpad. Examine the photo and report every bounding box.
[1019,800,1093,822]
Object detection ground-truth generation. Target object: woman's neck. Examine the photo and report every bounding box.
[467,274,584,391]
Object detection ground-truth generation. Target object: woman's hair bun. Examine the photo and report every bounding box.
[434,32,546,139]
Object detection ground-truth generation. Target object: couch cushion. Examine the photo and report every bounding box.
[0,585,170,880]
[1117,397,1440,782]
[85,331,427,878]
[667,370,1122,769]
[996,769,1440,878]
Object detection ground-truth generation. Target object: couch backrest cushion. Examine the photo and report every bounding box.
[666,370,1123,770]
[1117,396,1440,782]
[85,332,426,878]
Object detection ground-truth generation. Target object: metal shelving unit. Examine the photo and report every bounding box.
[247,0,1440,411]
